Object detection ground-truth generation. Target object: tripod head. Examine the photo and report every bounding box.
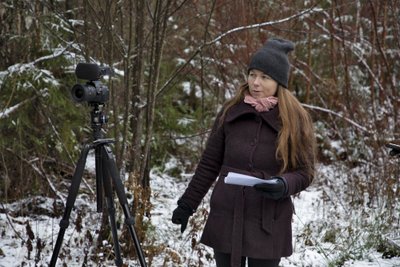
[90,103,108,140]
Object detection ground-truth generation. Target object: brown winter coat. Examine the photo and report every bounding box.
[179,101,313,266]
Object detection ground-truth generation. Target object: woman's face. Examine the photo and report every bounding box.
[247,69,278,99]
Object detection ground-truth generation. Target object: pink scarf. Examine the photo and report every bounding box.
[244,94,278,112]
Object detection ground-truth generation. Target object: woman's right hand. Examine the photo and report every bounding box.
[171,202,194,233]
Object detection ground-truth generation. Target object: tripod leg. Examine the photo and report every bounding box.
[50,144,91,267]
[103,145,147,267]
[101,148,123,267]
[95,146,103,212]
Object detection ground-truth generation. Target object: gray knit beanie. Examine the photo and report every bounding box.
[248,38,294,88]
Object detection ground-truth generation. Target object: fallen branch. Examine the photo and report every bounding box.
[0,203,25,242]
[4,148,65,205]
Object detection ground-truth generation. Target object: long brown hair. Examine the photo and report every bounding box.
[220,83,316,178]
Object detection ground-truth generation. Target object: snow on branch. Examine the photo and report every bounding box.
[33,44,71,65]
[156,6,320,99]
[1,44,71,81]
[0,96,37,120]
[302,103,372,134]
[313,20,386,93]
[205,6,320,47]
[0,45,73,120]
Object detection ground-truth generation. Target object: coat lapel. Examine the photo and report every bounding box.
[225,101,282,132]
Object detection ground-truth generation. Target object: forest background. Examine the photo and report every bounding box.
[0,0,400,266]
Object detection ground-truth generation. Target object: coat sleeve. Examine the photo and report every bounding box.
[280,166,314,196]
[178,114,225,210]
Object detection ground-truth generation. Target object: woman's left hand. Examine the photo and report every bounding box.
[253,177,286,200]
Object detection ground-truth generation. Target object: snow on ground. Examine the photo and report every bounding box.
[1,161,400,266]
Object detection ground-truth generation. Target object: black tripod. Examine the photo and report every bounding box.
[50,103,147,267]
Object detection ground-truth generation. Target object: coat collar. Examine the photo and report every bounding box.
[225,101,282,132]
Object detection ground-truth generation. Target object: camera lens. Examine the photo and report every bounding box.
[71,82,109,103]
[71,84,86,102]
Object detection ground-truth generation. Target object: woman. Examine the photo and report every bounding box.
[172,37,317,267]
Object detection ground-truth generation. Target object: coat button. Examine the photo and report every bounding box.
[250,138,257,146]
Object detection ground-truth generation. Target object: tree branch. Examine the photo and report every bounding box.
[204,6,319,47]
[155,6,320,100]
[0,97,38,120]
[302,103,372,134]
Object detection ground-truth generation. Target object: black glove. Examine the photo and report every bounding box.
[253,177,287,200]
[172,201,194,233]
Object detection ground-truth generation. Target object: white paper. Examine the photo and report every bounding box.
[224,172,279,187]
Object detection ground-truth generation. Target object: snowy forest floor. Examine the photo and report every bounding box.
[1,157,400,267]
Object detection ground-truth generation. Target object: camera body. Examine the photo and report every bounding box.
[71,63,112,104]
[71,80,109,103]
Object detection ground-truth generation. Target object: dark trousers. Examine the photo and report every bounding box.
[214,251,281,267]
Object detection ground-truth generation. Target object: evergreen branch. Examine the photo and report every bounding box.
[33,44,71,65]
[0,96,38,120]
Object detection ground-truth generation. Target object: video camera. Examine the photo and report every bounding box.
[71,63,112,104]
